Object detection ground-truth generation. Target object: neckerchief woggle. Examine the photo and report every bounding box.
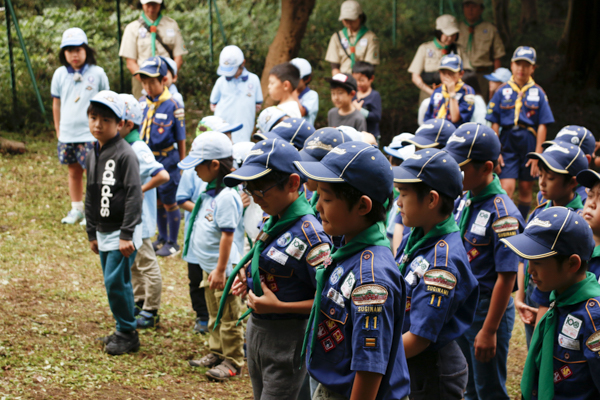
[213,195,315,329]
[507,76,536,128]
[437,80,465,120]
[342,25,369,68]
[458,174,506,237]
[182,179,222,258]
[300,220,391,363]
[464,17,483,52]
[398,215,460,274]
[433,37,450,55]
[521,272,600,400]
[140,86,172,144]
[123,129,142,144]
[141,11,164,57]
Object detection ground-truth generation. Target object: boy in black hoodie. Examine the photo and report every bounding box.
[85,90,143,355]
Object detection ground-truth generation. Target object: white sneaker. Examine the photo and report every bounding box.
[61,209,84,224]
[79,217,86,226]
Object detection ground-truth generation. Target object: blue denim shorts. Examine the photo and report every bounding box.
[57,141,94,168]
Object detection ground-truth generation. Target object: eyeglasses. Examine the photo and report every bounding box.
[243,177,289,198]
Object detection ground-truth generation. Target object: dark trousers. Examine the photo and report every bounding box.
[187,262,208,320]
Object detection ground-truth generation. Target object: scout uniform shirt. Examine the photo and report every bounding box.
[538,185,588,207]
[396,229,479,350]
[454,193,524,298]
[325,29,380,74]
[307,247,410,400]
[424,81,476,128]
[457,21,505,69]
[408,41,472,76]
[247,216,332,320]
[589,248,600,281]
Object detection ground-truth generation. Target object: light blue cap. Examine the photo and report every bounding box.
[217,45,244,77]
[90,90,125,119]
[178,131,233,170]
[256,106,288,134]
[484,67,512,83]
[60,28,88,48]
[119,94,143,125]
[383,133,416,161]
[160,56,178,77]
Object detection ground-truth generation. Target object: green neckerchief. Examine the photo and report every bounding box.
[214,195,315,329]
[544,192,584,211]
[592,245,600,260]
[123,129,142,144]
[458,174,506,238]
[464,17,483,52]
[141,12,164,57]
[386,187,400,225]
[182,179,220,258]
[301,221,390,363]
[342,25,369,68]
[521,272,600,400]
[433,37,450,54]
[399,215,460,274]
[310,192,319,214]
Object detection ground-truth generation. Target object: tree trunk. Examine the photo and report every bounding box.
[519,0,538,32]
[564,0,600,89]
[260,0,316,107]
[492,0,511,49]
[0,137,26,154]
[557,0,573,51]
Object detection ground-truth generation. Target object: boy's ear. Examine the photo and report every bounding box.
[567,175,578,191]
[586,154,592,164]
[283,80,293,92]
[426,189,440,211]
[567,254,583,275]
[459,71,465,79]
[369,75,375,83]
[117,119,125,130]
[210,159,221,170]
[161,76,169,85]
[350,90,356,97]
[484,160,495,175]
[288,173,302,192]
[356,195,373,217]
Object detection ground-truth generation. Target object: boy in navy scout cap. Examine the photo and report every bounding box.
[135,56,186,257]
[486,46,555,219]
[424,54,476,128]
[393,148,479,400]
[253,117,315,151]
[294,141,410,400]
[500,207,600,400]
[214,139,332,399]
[401,118,456,149]
[578,169,600,280]
[515,142,588,346]
[445,122,525,400]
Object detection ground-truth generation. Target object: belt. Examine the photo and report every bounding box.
[152,145,175,157]
[501,124,537,137]
[475,66,494,73]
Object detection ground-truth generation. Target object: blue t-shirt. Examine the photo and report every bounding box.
[298,87,319,126]
[307,245,410,400]
[210,68,264,143]
[354,89,382,137]
[97,225,143,252]
[453,193,524,297]
[396,230,479,350]
[176,169,207,264]
[51,64,110,143]
[424,83,475,128]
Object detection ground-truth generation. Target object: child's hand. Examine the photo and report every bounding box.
[240,192,251,208]
[515,298,538,326]
[210,104,217,112]
[89,240,99,255]
[119,239,135,258]
[208,269,226,290]
[247,282,280,314]
[232,268,247,297]
[474,329,497,363]
[495,154,505,174]
[526,158,540,177]
[255,104,262,113]
[441,74,458,94]
[352,99,364,110]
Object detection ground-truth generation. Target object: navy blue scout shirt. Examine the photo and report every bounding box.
[538,186,588,207]
[424,83,475,128]
[247,216,332,320]
[454,194,524,297]
[307,247,410,400]
[396,230,479,350]
[529,298,600,400]
[353,90,382,138]
[140,95,186,152]
[589,250,600,281]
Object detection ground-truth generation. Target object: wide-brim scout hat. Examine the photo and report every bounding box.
[393,148,463,199]
[300,128,353,162]
[90,90,125,119]
[439,54,463,72]
[256,118,315,151]
[444,122,500,166]
[500,206,594,260]
[217,45,244,77]
[196,116,243,137]
[224,139,302,186]
[383,133,416,161]
[119,93,144,125]
[178,131,233,170]
[511,46,536,65]
[339,0,363,21]
[134,56,168,78]
[256,107,289,135]
[61,28,88,48]
[484,67,511,83]
[527,142,588,177]
[325,73,358,92]
[402,119,456,149]
[436,14,459,36]
[294,141,393,205]
[544,125,595,156]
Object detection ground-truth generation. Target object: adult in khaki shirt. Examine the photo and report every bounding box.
[325,1,379,75]
[408,14,472,102]
[457,0,505,99]
[119,0,188,98]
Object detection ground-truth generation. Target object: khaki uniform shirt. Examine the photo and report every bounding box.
[408,41,473,74]
[325,29,380,73]
[457,21,505,68]
[119,15,188,65]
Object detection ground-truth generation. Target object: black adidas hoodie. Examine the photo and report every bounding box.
[85,134,142,242]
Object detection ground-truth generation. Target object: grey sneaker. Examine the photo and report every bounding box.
[104,331,140,355]
[206,359,240,381]
[189,353,222,368]
[61,209,84,224]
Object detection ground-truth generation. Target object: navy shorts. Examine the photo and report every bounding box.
[498,127,537,181]
[156,151,181,205]
[57,141,94,168]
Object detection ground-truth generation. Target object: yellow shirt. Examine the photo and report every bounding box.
[325,29,380,73]
[457,21,505,68]
[119,15,188,65]
[408,41,473,74]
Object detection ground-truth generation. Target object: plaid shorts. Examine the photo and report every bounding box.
[57,142,94,168]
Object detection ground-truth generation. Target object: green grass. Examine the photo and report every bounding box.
[0,131,528,399]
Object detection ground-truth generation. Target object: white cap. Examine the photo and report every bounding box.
[140,0,163,4]
[119,94,143,125]
[436,14,459,36]
[217,45,244,77]
[178,131,233,170]
[60,28,88,48]
[291,58,312,79]
[383,133,416,160]
[339,1,363,21]
[233,142,256,165]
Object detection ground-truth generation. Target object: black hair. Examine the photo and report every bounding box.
[137,1,166,11]
[250,170,294,192]
[59,43,97,67]
[132,123,140,131]
[270,62,300,90]
[413,182,455,216]
[165,63,176,77]
[539,163,575,186]
[87,102,121,123]
[329,81,354,94]
[389,156,403,167]
[462,71,481,95]
[139,74,164,84]
[202,157,234,195]
[554,254,588,274]
[434,30,459,53]
[329,182,392,225]
[302,74,313,84]
[352,61,375,79]
[471,158,498,171]
[359,13,367,25]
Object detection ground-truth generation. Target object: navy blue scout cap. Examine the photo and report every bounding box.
[393,148,463,199]
[544,125,595,156]
[134,56,168,78]
[527,142,588,177]
[254,118,315,150]
[511,46,536,65]
[293,141,393,205]
[444,122,500,166]
[500,206,594,260]
[223,139,302,186]
[439,54,463,72]
[300,127,353,162]
[577,169,600,189]
[402,119,456,149]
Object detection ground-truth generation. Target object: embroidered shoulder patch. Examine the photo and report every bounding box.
[423,269,457,290]
[586,330,600,352]
[277,231,293,247]
[306,243,331,266]
[351,284,388,306]
[285,237,307,260]
[492,216,519,238]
